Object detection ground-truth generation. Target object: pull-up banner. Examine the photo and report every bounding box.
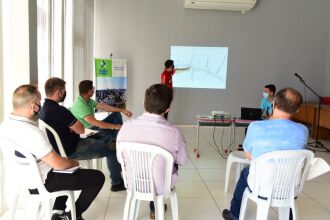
[95,58,127,108]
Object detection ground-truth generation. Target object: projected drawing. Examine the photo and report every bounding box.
[171,46,228,89]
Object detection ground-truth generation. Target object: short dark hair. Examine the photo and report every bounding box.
[265,84,276,94]
[274,87,303,114]
[144,84,173,114]
[44,77,66,96]
[79,80,94,94]
[164,60,174,69]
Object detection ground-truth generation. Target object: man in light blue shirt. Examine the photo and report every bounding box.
[260,84,276,117]
[222,87,308,220]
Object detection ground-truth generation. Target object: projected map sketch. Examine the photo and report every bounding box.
[171,46,228,89]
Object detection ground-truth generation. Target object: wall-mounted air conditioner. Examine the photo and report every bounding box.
[183,0,257,13]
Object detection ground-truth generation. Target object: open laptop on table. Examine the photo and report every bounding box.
[240,107,262,121]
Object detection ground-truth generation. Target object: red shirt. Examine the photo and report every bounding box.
[161,69,175,89]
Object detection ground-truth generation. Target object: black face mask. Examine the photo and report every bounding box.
[59,91,67,102]
[34,103,41,116]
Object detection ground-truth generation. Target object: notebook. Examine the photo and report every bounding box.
[53,166,80,174]
[241,107,262,120]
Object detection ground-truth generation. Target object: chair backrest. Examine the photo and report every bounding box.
[250,149,313,206]
[117,142,174,200]
[39,119,67,157]
[0,136,49,195]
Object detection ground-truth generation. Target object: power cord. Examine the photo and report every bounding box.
[212,116,228,159]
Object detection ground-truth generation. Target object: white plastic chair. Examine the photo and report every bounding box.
[224,151,251,192]
[239,150,314,220]
[38,119,94,169]
[0,137,76,220]
[117,142,178,220]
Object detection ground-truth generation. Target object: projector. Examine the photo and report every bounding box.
[211,111,231,119]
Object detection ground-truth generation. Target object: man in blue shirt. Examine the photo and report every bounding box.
[260,84,276,118]
[222,87,308,220]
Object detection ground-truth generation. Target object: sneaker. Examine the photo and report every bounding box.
[222,209,233,220]
[110,181,126,192]
[149,204,167,219]
[51,212,67,220]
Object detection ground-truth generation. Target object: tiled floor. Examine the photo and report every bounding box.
[2,126,330,220]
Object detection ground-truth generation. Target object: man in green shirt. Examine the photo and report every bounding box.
[71,80,132,146]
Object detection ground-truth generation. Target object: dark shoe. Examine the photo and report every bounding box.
[51,212,67,220]
[149,204,167,219]
[237,144,244,151]
[150,211,155,219]
[110,181,126,192]
[222,209,233,220]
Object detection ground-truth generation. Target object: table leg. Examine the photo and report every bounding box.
[194,122,200,158]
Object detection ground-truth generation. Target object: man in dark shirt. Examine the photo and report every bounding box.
[39,77,125,192]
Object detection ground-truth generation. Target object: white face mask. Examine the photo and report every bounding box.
[263,92,269,99]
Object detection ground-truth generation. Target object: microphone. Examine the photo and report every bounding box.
[294,73,303,81]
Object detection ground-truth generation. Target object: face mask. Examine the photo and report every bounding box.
[263,92,269,99]
[34,103,41,116]
[59,91,66,102]
[32,103,41,121]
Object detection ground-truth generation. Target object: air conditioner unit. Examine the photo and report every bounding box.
[183,0,257,13]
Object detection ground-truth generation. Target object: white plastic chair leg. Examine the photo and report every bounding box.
[123,192,132,220]
[68,192,76,220]
[239,189,248,220]
[155,198,165,220]
[9,193,19,220]
[224,157,233,192]
[133,200,140,220]
[256,199,270,220]
[46,198,53,220]
[279,207,290,220]
[292,202,298,220]
[26,197,41,220]
[128,198,138,220]
[170,192,178,220]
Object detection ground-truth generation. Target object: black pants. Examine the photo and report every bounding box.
[44,169,105,217]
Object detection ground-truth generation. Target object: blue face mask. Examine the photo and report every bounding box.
[263,92,269,99]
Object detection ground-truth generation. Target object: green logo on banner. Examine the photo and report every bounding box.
[95,59,112,77]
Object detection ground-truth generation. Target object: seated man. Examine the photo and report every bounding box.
[39,77,125,191]
[117,83,189,219]
[0,84,105,220]
[70,80,132,146]
[260,84,276,118]
[222,87,308,220]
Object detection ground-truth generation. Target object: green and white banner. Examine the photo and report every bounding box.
[95,58,127,108]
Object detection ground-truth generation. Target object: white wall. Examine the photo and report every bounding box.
[95,0,330,124]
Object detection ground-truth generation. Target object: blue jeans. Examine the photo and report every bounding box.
[70,112,124,185]
[89,112,123,145]
[69,137,122,185]
[230,166,250,219]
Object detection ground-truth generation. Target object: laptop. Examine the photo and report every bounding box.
[240,107,262,120]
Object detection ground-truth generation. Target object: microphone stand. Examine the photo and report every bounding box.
[295,75,330,152]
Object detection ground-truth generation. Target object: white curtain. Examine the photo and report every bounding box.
[37,0,94,106]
